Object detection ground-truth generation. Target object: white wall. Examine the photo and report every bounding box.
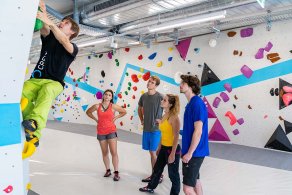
[26,19,292,150]
[0,1,39,194]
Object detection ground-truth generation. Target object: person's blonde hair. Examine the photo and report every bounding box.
[167,94,180,117]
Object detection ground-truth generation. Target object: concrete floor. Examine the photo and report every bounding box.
[28,124,292,195]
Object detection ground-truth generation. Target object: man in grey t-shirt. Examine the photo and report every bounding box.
[138,75,163,182]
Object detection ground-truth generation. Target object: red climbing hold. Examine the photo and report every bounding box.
[138,55,143,60]
[131,74,139,83]
[142,71,150,81]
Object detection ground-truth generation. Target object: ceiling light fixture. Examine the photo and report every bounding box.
[128,41,140,45]
[257,0,265,8]
[148,10,227,33]
[77,38,109,48]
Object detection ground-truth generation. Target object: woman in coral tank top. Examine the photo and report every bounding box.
[86,89,126,181]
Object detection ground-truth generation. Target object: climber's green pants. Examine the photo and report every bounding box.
[22,78,63,138]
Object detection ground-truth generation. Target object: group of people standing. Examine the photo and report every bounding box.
[86,75,209,195]
[22,1,209,194]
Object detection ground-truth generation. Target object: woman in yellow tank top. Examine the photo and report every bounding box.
[139,94,181,195]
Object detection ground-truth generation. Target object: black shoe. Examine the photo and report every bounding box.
[26,132,39,147]
[22,119,37,131]
[113,171,120,181]
[141,176,151,182]
[104,169,111,177]
[139,186,154,193]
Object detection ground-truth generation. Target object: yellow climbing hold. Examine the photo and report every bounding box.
[140,68,144,73]
[156,61,163,67]
[168,47,173,52]
[138,74,142,78]
[22,141,36,159]
[25,67,29,75]
[60,109,64,113]
[21,98,28,111]
[141,90,145,94]
[26,183,32,190]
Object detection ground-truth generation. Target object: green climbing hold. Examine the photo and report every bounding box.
[34,7,43,32]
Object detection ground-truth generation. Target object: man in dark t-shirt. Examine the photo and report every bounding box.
[21,0,79,149]
[138,76,164,183]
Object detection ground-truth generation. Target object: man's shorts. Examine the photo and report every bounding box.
[182,157,205,187]
[97,132,117,141]
[142,131,161,151]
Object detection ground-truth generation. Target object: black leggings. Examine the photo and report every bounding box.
[148,145,181,195]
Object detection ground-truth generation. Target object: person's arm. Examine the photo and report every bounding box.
[36,11,74,54]
[182,121,203,163]
[155,118,163,155]
[86,104,99,123]
[138,106,144,125]
[38,0,50,37]
[168,116,180,164]
[112,104,127,122]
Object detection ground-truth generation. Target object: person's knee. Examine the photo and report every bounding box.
[168,172,179,182]
[101,149,109,157]
[183,186,193,195]
[149,151,156,157]
[41,85,55,95]
[110,150,118,157]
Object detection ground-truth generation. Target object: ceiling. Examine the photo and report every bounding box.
[29,0,292,61]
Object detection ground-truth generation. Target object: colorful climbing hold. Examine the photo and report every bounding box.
[148,52,157,60]
[194,48,200,54]
[96,91,103,99]
[225,111,237,126]
[142,71,150,81]
[101,70,105,78]
[108,51,113,59]
[131,74,139,83]
[138,55,143,60]
[240,27,253,38]
[156,61,163,67]
[3,185,13,193]
[241,65,253,78]
[227,31,236,37]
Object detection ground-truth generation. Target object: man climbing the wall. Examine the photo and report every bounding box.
[21,0,79,148]
[138,75,164,183]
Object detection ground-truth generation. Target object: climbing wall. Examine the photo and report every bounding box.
[0,1,39,194]
[39,18,292,152]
